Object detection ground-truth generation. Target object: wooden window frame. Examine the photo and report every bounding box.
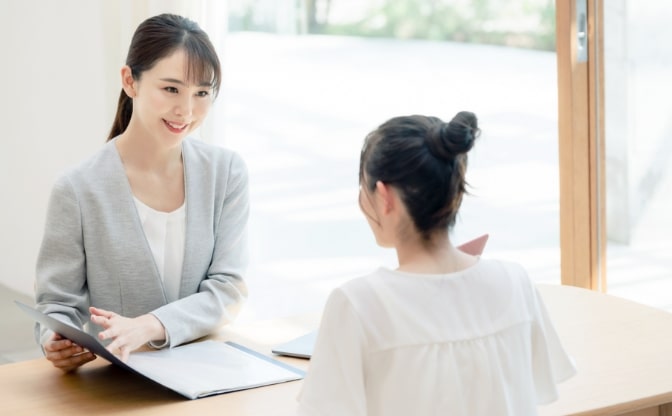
[556,0,606,291]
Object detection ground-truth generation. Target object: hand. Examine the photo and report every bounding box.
[90,306,166,362]
[43,332,96,372]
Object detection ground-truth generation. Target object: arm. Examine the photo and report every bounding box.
[297,289,368,416]
[35,175,97,370]
[530,284,577,404]
[149,153,250,347]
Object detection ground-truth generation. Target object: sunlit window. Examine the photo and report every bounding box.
[217,0,560,321]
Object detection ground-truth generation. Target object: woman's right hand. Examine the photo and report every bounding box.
[43,332,96,372]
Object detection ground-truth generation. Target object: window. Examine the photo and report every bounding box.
[217,0,561,321]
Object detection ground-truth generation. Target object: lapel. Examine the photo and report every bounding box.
[180,140,194,298]
[107,139,168,304]
[178,138,207,298]
[105,137,206,304]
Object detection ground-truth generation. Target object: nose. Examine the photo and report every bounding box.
[174,94,194,118]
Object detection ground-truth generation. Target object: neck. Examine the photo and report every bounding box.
[395,233,477,274]
[115,131,183,174]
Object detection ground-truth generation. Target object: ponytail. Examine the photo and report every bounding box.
[107,90,133,142]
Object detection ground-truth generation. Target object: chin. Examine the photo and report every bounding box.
[163,132,188,145]
[374,238,393,248]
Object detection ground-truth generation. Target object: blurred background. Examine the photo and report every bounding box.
[1,0,670,363]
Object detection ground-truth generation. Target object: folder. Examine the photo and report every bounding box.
[16,301,304,399]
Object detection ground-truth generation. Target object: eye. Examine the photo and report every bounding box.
[196,90,210,97]
[164,86,178,94]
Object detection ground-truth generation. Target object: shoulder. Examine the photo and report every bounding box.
[66,140,117,174]
[324,269,388,316]
[52,141,120,194]
[476,258,532,286]
[339,269,384,296]
[182,138,249,200]
[182,137,247,174]
[477,257,527,274]
[476,258,544,312]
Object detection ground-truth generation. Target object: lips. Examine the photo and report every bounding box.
[163,119,189,133]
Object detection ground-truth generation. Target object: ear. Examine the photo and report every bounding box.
[375,181,395,214]
[120,65,137,98]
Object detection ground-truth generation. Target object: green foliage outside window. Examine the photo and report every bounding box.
[229,0,556,52]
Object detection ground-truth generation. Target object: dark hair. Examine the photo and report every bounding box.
[359,111,480,240]
[107,13,222,141]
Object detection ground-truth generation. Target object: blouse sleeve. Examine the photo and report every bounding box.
[297,288,368,416]
[34,175,89,347]
[530,284,577,404]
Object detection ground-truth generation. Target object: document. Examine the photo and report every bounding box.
[16,301,304,399]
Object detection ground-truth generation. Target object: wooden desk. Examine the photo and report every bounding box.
[1,314,319,415]
[3,285,672,415]
[537,284,672,416]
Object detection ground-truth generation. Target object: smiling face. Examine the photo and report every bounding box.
[122,48,214,148]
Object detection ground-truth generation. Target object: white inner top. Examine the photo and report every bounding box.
[133,196,186,303]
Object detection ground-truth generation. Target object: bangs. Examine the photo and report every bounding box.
[183,37,221,95]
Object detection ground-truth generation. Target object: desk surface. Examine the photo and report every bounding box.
[3,285,672,415]
[537,284,672,416]
[1,313,318,416]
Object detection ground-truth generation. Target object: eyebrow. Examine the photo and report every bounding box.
[160,78,213,88]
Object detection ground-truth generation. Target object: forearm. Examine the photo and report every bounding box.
[151,277,247,347]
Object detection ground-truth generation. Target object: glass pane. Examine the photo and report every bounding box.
[604,2,672,310]
[218,0,560,321]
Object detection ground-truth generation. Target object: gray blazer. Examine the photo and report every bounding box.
[35,137,249,348]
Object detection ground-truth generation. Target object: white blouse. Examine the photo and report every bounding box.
[133,197,186,303]
[298,259,576,416]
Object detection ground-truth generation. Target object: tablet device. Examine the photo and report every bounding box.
[15,300,128,367]
[271,330,317,359]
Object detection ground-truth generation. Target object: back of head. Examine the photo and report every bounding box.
[359,111,480,239]
[107,13,221,141]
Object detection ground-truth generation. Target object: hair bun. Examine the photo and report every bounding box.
[427,111,479,160]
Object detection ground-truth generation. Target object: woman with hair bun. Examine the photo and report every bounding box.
[297,112,575,415]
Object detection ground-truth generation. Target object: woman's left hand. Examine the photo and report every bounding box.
[90,306,166,362]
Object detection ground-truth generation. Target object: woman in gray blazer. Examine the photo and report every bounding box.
[35,14,249,372]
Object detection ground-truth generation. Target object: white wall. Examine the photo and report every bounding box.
[0,0,221,295]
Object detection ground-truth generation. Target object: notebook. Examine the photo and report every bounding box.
[270,234,490,359]
[16,301,304,399]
